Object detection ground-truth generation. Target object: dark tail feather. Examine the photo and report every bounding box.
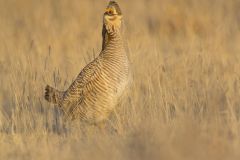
[45,85,64,104]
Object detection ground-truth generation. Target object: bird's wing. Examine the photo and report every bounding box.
[61,58,103,117]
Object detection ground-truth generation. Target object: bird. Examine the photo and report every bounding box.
[45,1,130,125]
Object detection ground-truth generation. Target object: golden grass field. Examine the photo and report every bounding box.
[0,0,240,159]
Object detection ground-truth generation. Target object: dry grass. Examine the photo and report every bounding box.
[1,0,240,159]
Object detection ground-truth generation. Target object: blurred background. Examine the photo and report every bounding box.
[0,0,240,159]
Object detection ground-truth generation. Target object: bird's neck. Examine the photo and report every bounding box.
[101,25,124,52]
[101,25,108,51]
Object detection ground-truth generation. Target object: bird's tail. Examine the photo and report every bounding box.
[45,85,64,104]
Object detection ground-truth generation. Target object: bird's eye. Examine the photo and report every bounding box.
[108,10,113,15]
[105,8,116,16]
[105,8,114,15]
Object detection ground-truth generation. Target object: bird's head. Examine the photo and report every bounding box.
[103,1,123,33]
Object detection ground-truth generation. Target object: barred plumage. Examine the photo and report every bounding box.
[44,1,130,124]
